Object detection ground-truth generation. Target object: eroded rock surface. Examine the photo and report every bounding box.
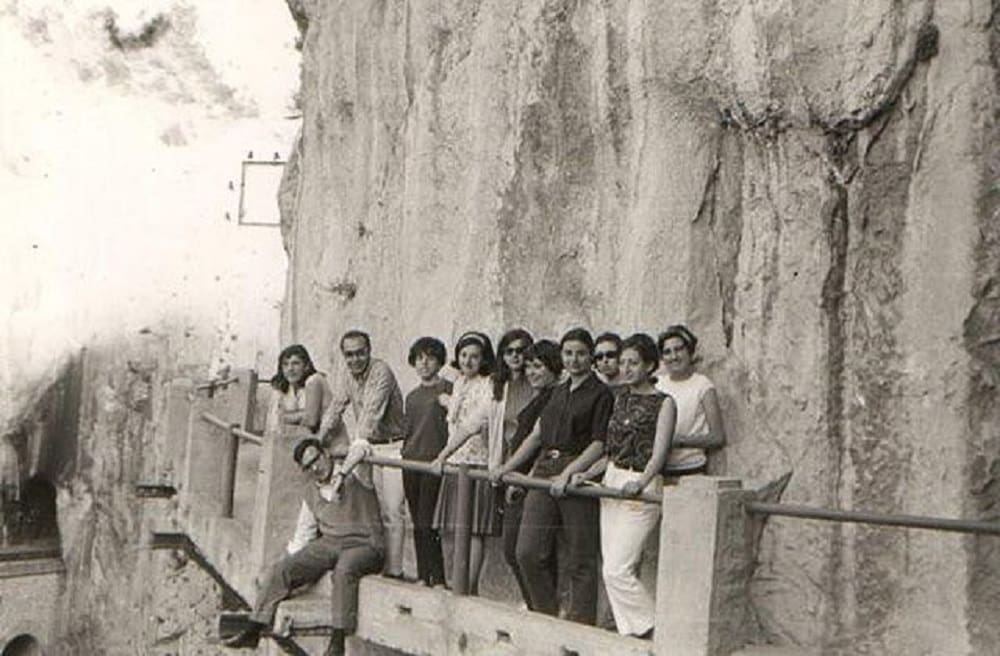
[284,1,1000,652]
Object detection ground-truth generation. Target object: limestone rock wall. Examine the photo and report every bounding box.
[283,0,1000,652]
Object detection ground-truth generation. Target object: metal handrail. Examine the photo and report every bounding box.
[746,501,1000,537]
[364,455,661,504]
[201,412,263,445]
[199,408,657,503]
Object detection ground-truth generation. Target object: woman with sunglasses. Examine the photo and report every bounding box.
[486,329,536,604]
[593,332,626,389]
[655,325,727,473]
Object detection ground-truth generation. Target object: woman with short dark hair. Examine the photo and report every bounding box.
[491,328,613,624]
[563,333,676,638]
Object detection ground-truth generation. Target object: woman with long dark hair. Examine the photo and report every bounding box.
[267,344,332,438]
[486,328,536,603]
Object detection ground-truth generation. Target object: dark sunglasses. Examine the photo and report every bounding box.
[594,351,619,361]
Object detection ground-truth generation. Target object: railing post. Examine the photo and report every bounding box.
[217,371,257,518]
[654,476,752,656]
[451,464,472,596]
[180,370,255,519]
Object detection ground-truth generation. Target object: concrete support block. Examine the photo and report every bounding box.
[179,370,256,519]
[656,476,753,656]
[161,378,193,484]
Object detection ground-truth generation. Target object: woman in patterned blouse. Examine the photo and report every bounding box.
[429,331,498,594]
[563,333,676,638]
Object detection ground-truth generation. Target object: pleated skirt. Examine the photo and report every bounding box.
[432,466,501,537]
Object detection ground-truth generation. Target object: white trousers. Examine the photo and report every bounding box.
[370,441,409,576]
[600,462,662,636]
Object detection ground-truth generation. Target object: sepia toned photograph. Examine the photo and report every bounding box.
[2,1,998,654]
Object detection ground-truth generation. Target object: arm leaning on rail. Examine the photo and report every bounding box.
[365,451,661,504]
[487,421,542,484]
[620,395,677,497]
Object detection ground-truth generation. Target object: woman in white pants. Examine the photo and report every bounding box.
[564,333,675,638]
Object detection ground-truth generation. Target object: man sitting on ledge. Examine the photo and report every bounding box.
[223,437,384,654]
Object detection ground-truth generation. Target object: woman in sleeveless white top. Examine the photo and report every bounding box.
[654,325,726,472]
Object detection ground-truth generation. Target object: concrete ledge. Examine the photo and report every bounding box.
[355,577,654,656]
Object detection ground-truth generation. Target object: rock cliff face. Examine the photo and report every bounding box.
[283,0,1000,652]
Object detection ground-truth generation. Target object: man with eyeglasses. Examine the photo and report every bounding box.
[319,330,408,579]
[593,332,625,389]
[223,437,383,654]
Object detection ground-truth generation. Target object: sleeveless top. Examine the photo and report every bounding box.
[604,389,667,471]
[655,372,714,468]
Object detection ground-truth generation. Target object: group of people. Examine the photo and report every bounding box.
[223,325,726,653]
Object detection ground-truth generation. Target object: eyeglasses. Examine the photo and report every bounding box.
[594,351,619,361]
[504,345,526,356]
[661,346,688,356]
[342,348,368,358]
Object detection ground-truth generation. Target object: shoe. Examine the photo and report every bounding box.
[222,625,262,649]
[634,627,654,640]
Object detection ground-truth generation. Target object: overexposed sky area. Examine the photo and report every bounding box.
[1,1,301,427]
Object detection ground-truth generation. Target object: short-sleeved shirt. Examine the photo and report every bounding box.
[605,389,667,471]
[532,373,614,478]
[402,379,452,461]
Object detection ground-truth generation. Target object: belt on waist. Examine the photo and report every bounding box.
[368,437,403,445]
[611,459,646,473]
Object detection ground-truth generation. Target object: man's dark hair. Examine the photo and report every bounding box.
[594,332,623,353]
[524,339,563,378]
[340,329,371,352]
[408,336,447,367]
[293,438,324,466]
[559,327,595,353]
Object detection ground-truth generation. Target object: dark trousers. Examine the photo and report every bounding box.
[402,469,445,585]
[501,488,534,607]
[250,535,383,633]
[515,488,599,624]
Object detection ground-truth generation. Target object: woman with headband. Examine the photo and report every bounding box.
[430,331,498,594]
[655,325,727,473]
